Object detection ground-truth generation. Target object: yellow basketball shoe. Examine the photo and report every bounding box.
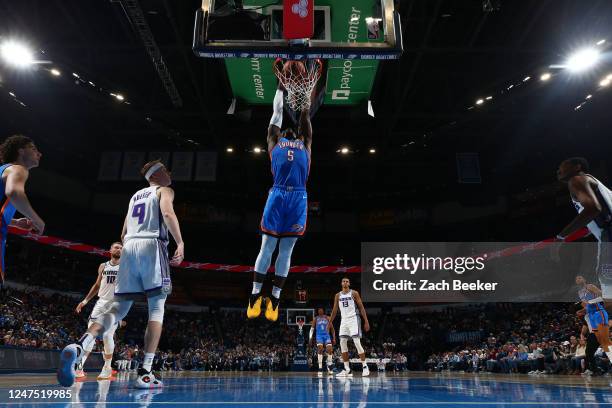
[247,294,263,319]
[264,296,280,322]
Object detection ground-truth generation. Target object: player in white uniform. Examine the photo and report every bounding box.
[556,157,612,307]
[329,277,371,377]
[74,242,124,379]
[58,160,185,389]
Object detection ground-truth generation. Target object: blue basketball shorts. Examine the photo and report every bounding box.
[260,187,307,237]
[316,333,332,345]
[586,302,609,332]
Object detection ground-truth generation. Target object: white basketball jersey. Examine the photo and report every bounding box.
[572,175,612,241]
[124,186,169,242]
[98,261,119,300]
[338,290,357,319]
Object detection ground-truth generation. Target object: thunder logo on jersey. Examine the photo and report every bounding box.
[270,137,310,189]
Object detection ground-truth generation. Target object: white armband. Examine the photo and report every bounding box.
[309,327,314,341]
[269,89,284,128]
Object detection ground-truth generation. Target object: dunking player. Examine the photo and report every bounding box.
[58,160,184,388]
[330,277,371,377]
[74,242,125,380]
[575,275,612,364]
[556,158,612,307]
[247,68,313,322]
[309,307,336,375]
[0,135,45,283]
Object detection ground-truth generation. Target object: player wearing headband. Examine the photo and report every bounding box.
[58,160,184,389]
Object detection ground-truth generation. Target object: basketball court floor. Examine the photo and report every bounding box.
[1,371,611,407]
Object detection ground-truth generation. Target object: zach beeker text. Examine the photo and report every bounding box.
[372,279,499,292]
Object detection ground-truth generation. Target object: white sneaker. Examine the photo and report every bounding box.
[97,366,113,380]
[135,369,163,389]
[336,369,353,378]
[317,370,323,377]
[362,366,370,377]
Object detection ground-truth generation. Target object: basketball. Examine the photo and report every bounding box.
[283,60,307,78]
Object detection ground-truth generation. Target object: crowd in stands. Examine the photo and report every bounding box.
[4,286,606,375]
[425,303,611,375]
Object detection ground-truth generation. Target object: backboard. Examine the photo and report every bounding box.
[193,0,403,60]
[198,0,400,106]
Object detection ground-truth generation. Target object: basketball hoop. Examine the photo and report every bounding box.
[273,58,323,111]
[296,318,306,335]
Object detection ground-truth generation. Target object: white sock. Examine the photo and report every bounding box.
[362,361,368,368]
[272,286,282,299]
[143,353,155,372]
[104,358,112,369]
[344,361,350,371]
[252,282,263,295]
[327,354,334,366]
[318,354,323,369]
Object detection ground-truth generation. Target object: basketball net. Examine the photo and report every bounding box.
[273,58,322,111]
[296,319,305,335]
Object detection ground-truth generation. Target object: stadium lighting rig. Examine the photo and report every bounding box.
[0,40,34,68]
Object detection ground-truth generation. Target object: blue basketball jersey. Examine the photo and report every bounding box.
[0,163,18,282]
[316,316,329,335]
[0,164,18,236]
[270,137,310,189]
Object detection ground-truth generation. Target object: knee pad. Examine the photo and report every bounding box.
[275,237,297,278]
[353,337,365,354]
[97,299,133,331]
[102,331,115,355]
[340,337,349,353]
[148,293,167,323]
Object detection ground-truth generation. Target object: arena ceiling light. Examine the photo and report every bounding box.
[475,99,484,105]
[540,73,551,81]
[226,147,234,153]
[369,148,376,154]
[253,147,262,154]
[339,147,350,154]
[565,48,600,73]
[0,40,34,68]
[600,78,611,87]
[50,68,61,76]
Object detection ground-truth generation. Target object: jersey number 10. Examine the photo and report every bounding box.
[106,275,116,284]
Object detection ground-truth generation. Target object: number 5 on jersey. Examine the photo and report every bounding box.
[287,150,294,161]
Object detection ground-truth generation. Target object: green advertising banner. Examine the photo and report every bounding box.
[225,0,381,106]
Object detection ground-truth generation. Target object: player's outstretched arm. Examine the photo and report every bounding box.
[268,88,284,151]
[76,263,104,313]
[329,293,340,322]
[587,284,602,297]
[299,108,312,151]
[5,165,44,234]
[353,291,370,332]
[558,176,602,238]
[159,187,184,265]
